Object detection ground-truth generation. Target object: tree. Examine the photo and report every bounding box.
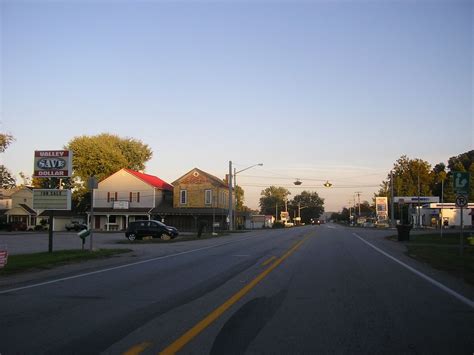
[378,155,433,197]
[235,185,245,211]
[66,133,153,182]
[65,133,152,212]
[289,190,324,223]
[447,150,474,172]
[259,186,291,216]
[0,133,15,189]
[0,133,14,153]
[0,165,16,189]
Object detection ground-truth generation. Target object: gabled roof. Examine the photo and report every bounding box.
[124,169,173,191]
[172,168,228,188]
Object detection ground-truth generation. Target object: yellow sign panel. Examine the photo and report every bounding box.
[32,189,72,210]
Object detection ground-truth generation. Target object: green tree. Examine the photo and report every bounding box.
[0,133,14,153]
[0,165,16,189]
[447,150,474,172]
[289,190,324,223]
[235,185,245,211]
[66,133,153,182]
[0,133,15,189]
[259,186,291,216]
[378,155,433,197]
[65,133,152,212]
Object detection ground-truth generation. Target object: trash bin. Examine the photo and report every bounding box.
[396,224,412,241]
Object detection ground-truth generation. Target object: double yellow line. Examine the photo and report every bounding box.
[159,235,309,354]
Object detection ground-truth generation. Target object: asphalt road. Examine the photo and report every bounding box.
[0,224,473,354]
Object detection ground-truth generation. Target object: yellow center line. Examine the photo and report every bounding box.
[122,341,153,355]
[261,255,277,266]
[159,235,310,355]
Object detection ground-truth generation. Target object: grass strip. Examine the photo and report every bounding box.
[388,233,474,245]
[406,245,474,285]
[0,249,131,275]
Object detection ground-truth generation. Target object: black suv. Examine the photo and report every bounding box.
[125,220,179,241]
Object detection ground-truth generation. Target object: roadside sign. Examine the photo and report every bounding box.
[87,176,98,190]
[33,150,72,178]
[394,196,439,204]
[33,189,72,210]
[0,249,8,268]
[455,194,468,208]
[453,172,470,195]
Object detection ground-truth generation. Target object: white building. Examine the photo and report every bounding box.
[415,203,474,228]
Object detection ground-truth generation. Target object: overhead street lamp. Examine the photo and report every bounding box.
[228,162,263,231]
[323,181,332,188]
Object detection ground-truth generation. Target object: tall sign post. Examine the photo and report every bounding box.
[88,177,98,251]
[33,150,73,253]
[453,172,470,256]
[228,161,233,231]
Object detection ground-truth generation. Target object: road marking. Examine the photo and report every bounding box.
[159,236,309,355]
[352,233,474,309]
[122,341,152,355]
[262,256,276,266]
[0,234,266,295]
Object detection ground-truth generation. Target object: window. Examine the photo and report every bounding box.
[107,192,118,202]
[130,192,140,202]
[109,215,117,223]
[180,190,187,204]
[205,190,212,205]
[220,191,225,206]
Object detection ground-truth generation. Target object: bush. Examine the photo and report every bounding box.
[34,225,44,231]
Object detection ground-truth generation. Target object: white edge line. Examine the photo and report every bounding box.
[352,233,474,309]
[0,235,259,295]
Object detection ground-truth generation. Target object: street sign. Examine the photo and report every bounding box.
[453,172,470,195]
[87,176,98,190]
[32,189,72,210]
[455,194,468,208]
[33,150,72,178]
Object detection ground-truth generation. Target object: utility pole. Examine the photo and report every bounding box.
[228,161,233,231]
[417,170,421,228]
[390,171,395,227]
[440,177,444,238]
[355,192,362,221]
[234,167,237,230]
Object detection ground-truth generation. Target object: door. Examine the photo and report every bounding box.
[95,216,101,230]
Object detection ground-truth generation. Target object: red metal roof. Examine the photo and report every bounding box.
[124,169,173,191]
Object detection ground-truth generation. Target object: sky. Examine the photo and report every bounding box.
[0,0,472,212]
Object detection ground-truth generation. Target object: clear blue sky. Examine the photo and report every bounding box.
[1,0,472,211]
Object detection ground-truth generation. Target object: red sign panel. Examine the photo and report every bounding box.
[33,150,72,178]
[0,250,8,268]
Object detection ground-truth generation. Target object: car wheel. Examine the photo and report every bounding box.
[127,233,136,241]
[160,234,171,241]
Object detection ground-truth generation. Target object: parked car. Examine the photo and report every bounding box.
[125,220,179,241]
[65,221,88,231]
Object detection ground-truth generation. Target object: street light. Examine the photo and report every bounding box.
[323,181,332,188]
[229,162,263,231]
